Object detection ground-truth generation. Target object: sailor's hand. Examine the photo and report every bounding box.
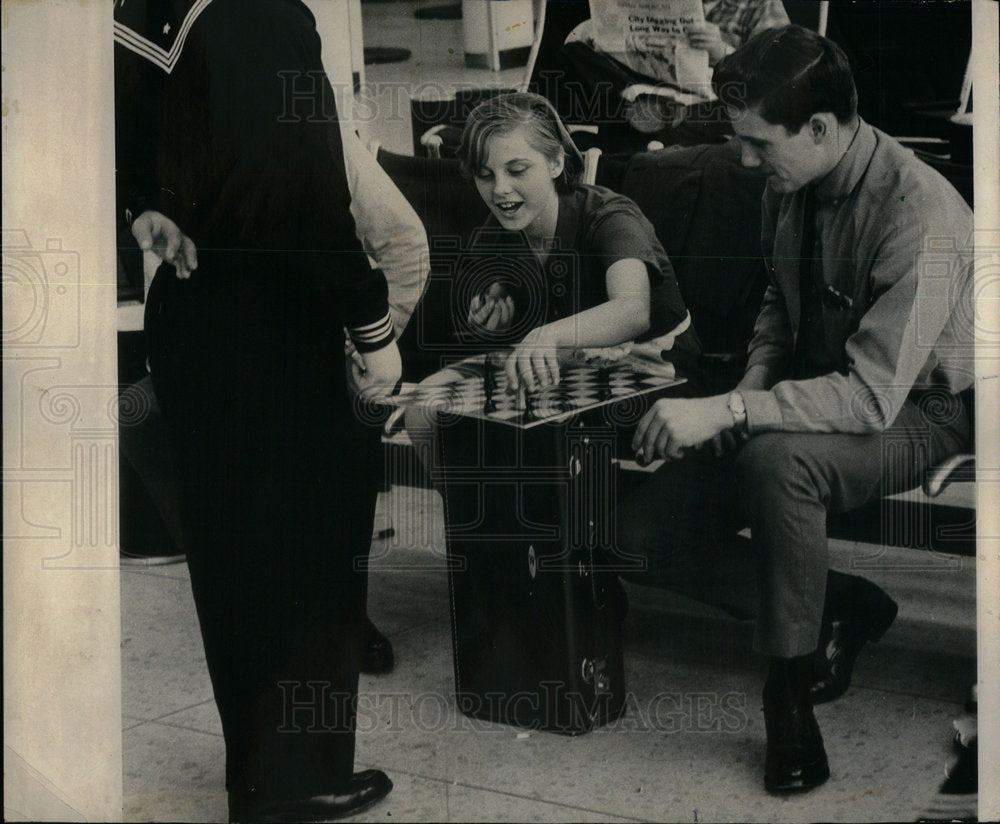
[131,210,198,279]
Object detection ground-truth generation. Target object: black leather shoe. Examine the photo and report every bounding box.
[810,571,898,705]
[362,617,394,674]
[763,656,830,793]
[255,769,393,823]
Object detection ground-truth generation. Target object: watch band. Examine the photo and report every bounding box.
[727,391,747,433]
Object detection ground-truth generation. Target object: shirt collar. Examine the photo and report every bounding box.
[814,118,874,204]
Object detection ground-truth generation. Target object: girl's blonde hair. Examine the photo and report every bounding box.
[457,92,584,194]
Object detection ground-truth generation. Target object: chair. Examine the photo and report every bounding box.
[581,140,769,365]
[417,0,601,158]
[418,0,548,157]
[923,452,975,498]
[782,0,829,36]
[922,386,976,500]
[897,45,973,207]
[825,0,971,142]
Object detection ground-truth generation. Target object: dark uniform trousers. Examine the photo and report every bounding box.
[116,0,391,815]
[616,394,970,657]
[147,253,382,813]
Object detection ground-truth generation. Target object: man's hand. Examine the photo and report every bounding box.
[468,282,515,333]
[707,428,741,458]
[131,210,198,279]
[686,22,728,65]
[632,395,734,463]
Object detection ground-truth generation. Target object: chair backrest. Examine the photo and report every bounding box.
[782,0,829,35]
[375,148,488,240]
[527,0,595,119]
[824,0,971,137]
[614,141,769,357]
[410,1,594,157]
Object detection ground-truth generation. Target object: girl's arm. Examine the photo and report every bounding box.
[505,258,651,391]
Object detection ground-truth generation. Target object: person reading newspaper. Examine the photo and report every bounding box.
[560,0,789,143]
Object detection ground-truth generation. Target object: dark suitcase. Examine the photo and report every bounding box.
[431,353,684,734]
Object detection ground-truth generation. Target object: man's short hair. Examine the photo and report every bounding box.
[712,24,858,132]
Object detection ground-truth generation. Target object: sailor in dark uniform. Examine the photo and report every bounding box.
[114,1,399,819]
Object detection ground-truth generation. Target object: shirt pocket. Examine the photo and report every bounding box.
[818,282,861,374]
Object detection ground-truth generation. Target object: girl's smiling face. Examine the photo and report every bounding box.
[474,125,564,241]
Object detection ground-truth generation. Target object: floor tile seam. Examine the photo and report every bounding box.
[122,718,150,733]
[622,627,976,650]
[143,717,225,739]
[120,711,212,736]
[365,563,451,575]
[620,648,974,668]
[120,716,221,744]
[607,680,977,706]
[125,698,218,728]
[816,683,976,707]
[364,617,448,639]
[119,567,191,583]
[619,651,759,672]
[352,760,649,822]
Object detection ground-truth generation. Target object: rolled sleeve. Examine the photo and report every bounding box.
[341,128,430,335]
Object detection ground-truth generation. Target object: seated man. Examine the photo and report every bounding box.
[560,0,789,145]
[618,24,973,792]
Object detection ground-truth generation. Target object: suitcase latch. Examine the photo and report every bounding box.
[581,657,610,693]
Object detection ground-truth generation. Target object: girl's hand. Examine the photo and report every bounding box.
[468,283,515,333]
[505,324,564,393]
[686,22,728,65]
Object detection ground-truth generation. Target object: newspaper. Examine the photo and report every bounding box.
[588,0,714,96]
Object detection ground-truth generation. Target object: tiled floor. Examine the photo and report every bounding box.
[122,481,976,822]
[120,3,979,821]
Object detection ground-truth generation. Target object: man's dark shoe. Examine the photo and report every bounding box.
[763,656,831,793]
[810,571,898,704]
[941,741,977,795]
[917,743,977,822]
[362,617,394,674]
[255,769,393,823]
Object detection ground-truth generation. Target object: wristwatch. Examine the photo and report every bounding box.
[727,391,747,434]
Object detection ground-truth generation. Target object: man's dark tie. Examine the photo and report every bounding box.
[791,187,819,379]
